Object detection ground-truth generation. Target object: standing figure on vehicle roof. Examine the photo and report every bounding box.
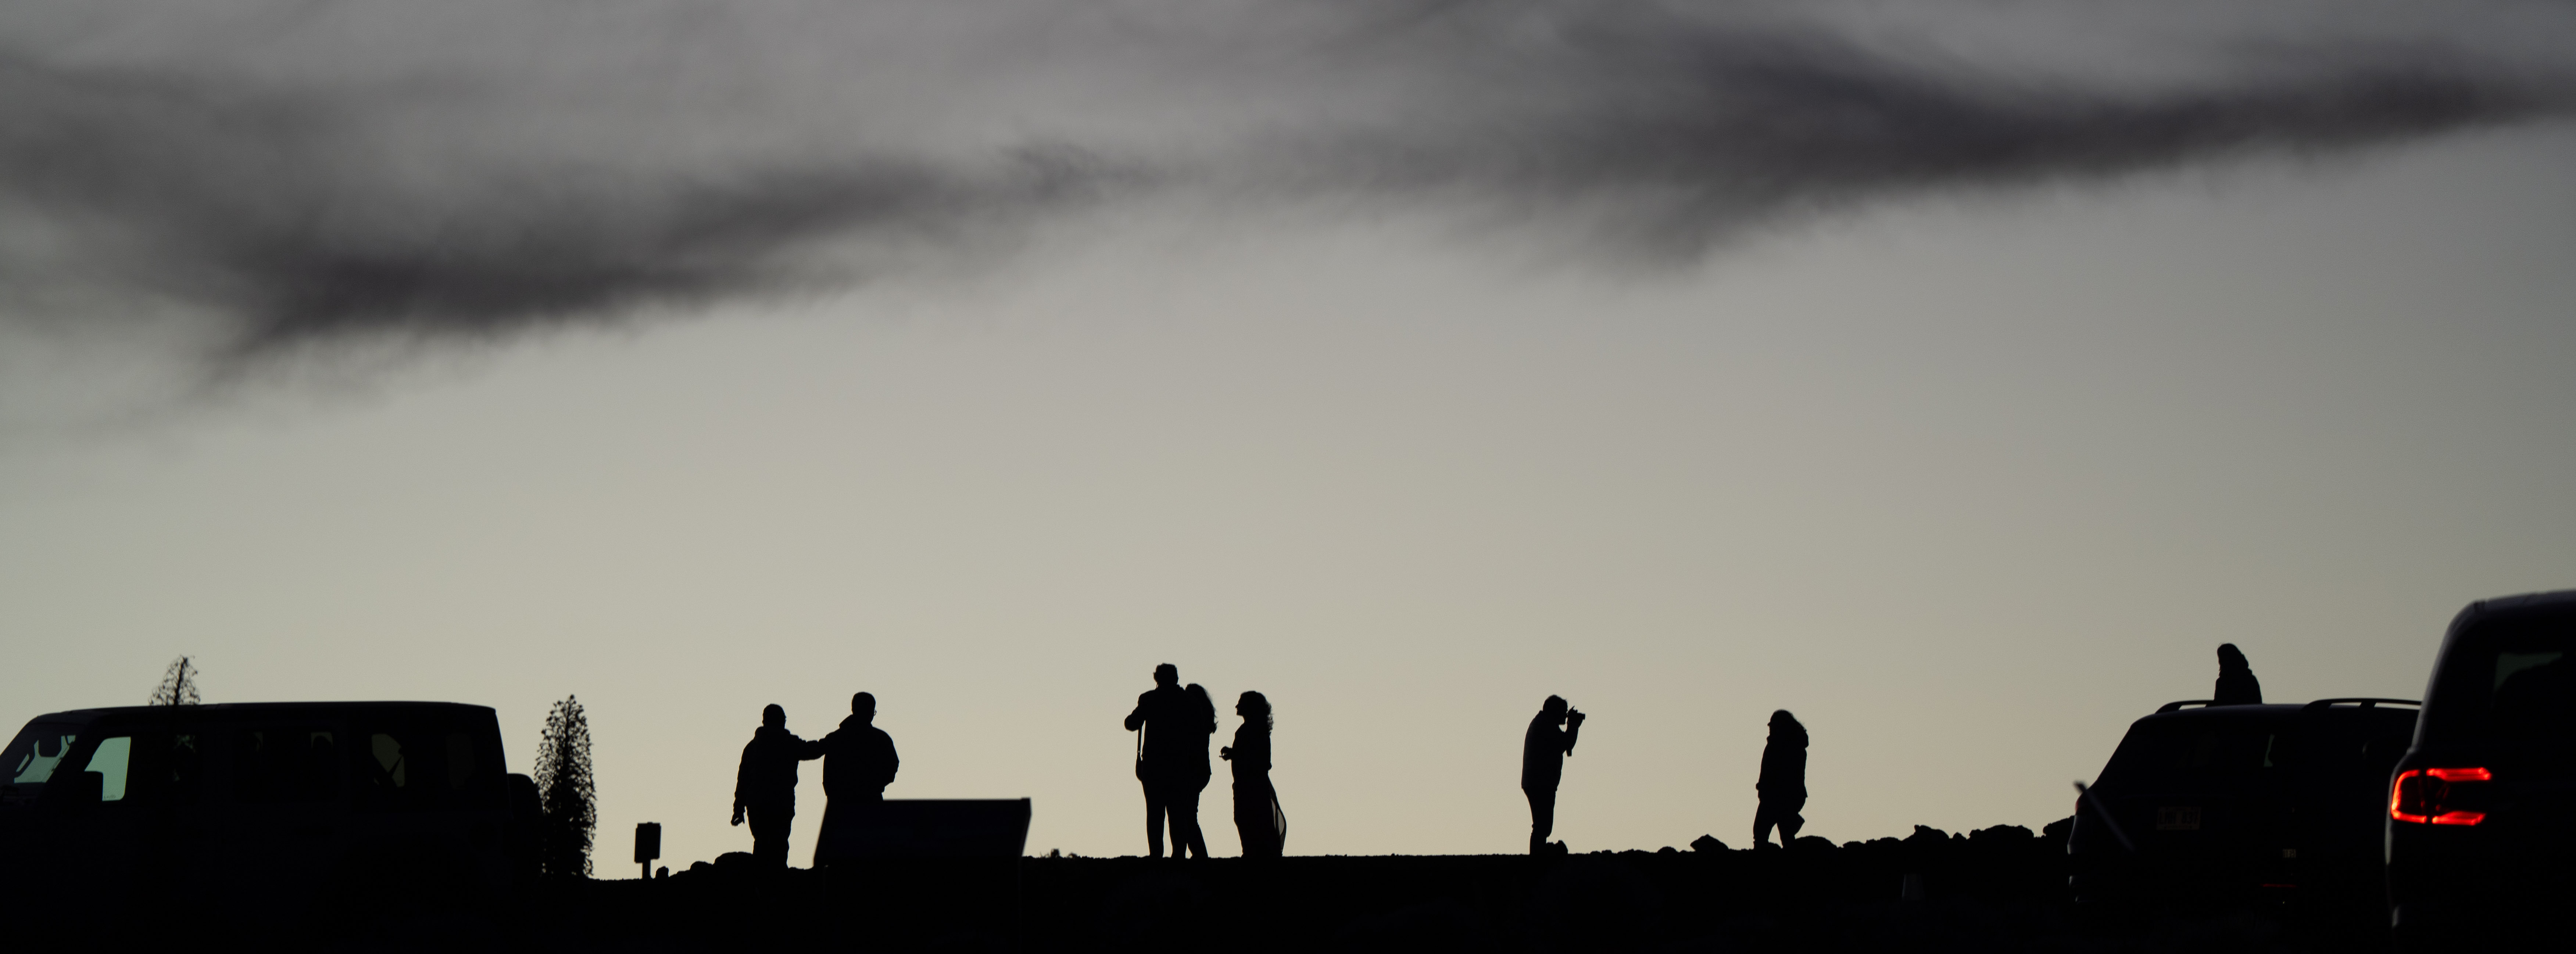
[1753,710,1807,849]
[2214,643,2263,706]
[813,692,899,868]
[732,703,822,867]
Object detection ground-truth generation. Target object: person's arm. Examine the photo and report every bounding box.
[800,733,825,761]
[1124,695,1149,732]
[1562,719,1582,756]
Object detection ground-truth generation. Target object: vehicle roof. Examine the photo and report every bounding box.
[2133,700,2416,726]
[21,702,497,726]
[2452,588,2576,631]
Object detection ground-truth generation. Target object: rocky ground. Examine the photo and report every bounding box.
[518,822,2390,952]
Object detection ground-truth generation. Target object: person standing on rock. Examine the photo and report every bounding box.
[1752,710,1808,849]
[813,691,899,868]
[732,703,822,867]
[1520,695,1585,855]
[2214,643,2264,705]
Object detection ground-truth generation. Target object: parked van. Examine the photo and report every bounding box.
[2386,589,2576,948]
[2069,696,2417,919]
[0,701,537,904]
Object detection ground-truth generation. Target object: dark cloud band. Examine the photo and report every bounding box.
[0,1,2563,361]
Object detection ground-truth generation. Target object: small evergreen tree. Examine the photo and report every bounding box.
[534,695,596,879]
[149,657,202,706]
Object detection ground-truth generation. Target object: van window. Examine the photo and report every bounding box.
[236,729,340,802]
[85,737,131,801]
[4,724,79,794]
[371,734,407,788]
[353,726,482,808]
[2096,720,2283,790]
[2494,650,2574,741]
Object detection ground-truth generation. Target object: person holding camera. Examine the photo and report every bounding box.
[1520,695,1585,855]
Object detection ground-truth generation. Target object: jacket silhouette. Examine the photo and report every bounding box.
[813,692,899,867]
[1125,664,1215,858]
[2214,643,2264,706]
[1753,710,1807,848]
[1221,690,1287,857]
[1520,695,1584,855]
[732,704,822,867]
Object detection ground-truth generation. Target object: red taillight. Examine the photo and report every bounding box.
[2391,767,2492,826]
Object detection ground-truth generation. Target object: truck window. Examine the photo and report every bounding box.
[2097,721,2283,789]
[2,723,80,803]
[84,736,131,801]
[7,725,78,786]
[370,734,408,789]
[352,725,487,808]
[2493,650,2574,741]
[236,729,339,802]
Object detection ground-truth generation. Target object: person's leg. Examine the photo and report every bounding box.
[1753,801,1777,847]
[1232,782,1255,858]
[1142,780,1169,858]
[1778,797,1806,844]
[750,804,794,867]
[1525,787,1556,855]
[1176,785,1208,858]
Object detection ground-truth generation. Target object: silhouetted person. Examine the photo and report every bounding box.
[732,703,822,868]
[2214,643,2263,705]
[813,692,899,868]
[1220,690,1286,857]
[1753,710,1807,849]
[1124,663,1211,858]
[1165,683,1218,858]
[1520,695,1585,855]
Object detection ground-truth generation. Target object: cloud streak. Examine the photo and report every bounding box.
[0,0,2565,363]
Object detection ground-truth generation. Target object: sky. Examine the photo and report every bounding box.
[2,0,2573,871]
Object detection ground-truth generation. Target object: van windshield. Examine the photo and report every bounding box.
[2,722,83,804]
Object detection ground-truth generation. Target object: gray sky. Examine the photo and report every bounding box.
[3,0,2573,869]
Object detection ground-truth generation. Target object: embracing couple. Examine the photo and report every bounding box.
[1125,663,1285,858]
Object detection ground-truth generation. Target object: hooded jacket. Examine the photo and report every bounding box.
[1757,720,1808,802]
[735,724,820,809]
[820,715,899,799]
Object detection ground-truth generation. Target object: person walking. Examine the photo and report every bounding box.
[1220,690,1287,858]
[1752,710,1808,849]
[2214,643,2264,705]
[812,692,899,868]
[1123,663,1199,858]
[1520,695,1585,855]
[732,703,822,867]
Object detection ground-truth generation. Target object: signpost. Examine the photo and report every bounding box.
[634,822,661,880]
